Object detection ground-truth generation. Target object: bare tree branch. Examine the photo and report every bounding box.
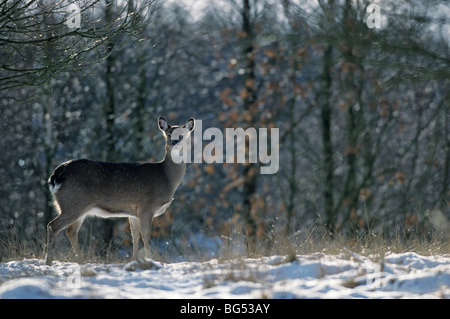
[0,0,154,93]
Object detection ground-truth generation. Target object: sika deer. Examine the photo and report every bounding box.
[45,117,195,265]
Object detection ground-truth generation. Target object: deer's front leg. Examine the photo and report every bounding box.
[129,217,141,260]
[138,212,153,259]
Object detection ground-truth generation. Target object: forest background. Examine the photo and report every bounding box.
[0,0,449,261]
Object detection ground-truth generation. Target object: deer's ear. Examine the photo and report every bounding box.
[158,117,170,132]
[183,118,195,132]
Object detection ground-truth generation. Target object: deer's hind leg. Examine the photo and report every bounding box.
[46,202,88,266]
[66,218,84,262]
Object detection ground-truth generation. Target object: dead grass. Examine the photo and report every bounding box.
[1,221,449,264]
[215,222,450,263]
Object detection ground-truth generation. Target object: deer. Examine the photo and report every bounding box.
[45,116,195,266]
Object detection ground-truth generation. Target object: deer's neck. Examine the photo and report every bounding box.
[161,148,187,188]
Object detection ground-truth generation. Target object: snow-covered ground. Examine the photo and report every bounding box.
[0,251,449,299]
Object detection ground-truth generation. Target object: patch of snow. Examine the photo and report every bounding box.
[0,278,54,299]
[0,252,449,299]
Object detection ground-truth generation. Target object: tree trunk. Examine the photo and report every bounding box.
[240,0,259,250]
[320,43,335,233]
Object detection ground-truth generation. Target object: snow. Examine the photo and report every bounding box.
[0,252,449,299]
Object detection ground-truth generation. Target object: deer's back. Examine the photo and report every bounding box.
[49,159,172,206]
